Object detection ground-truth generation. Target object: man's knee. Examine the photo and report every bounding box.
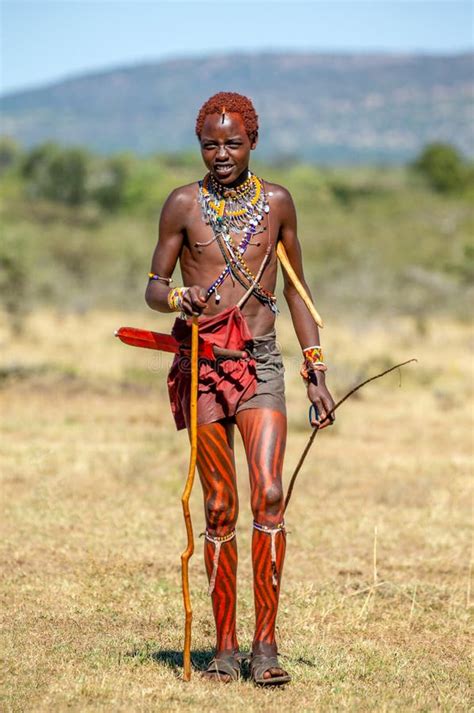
[252,482,284,521]
[205,499,238,534]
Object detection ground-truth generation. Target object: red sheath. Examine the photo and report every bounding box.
[115,326,215,359]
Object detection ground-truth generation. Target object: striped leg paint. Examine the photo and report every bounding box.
[197,420,239,653]
[252,521,286,645]
[236,408,287,649]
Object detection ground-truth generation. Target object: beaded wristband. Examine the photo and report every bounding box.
[301,344,327,382]
[167,286,189,312]
[303,345,324,364]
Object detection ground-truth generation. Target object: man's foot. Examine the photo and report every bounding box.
[250,645,291,686]
[201,650,241,683]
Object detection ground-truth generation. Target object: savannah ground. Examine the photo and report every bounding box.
[1,306,472,712]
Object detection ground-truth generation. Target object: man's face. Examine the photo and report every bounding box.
[199,112,257,185]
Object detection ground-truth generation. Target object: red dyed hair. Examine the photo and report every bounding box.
[195,92,259,141]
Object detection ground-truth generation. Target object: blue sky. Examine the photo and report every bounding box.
[1,0,472,95]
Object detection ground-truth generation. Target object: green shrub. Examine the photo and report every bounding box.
[412,142,469,193]
[0,137,22,174]
[89,156,130,212]
[0,232,30,333]
[21,143,89,206]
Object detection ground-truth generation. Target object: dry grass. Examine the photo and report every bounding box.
[0,308,472,712]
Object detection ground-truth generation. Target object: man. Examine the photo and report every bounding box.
[145,92,334,685]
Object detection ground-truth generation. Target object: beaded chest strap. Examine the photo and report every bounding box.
[197,172,277,312]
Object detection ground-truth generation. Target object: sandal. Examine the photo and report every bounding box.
[250,652,291,686]
[202,652,241,682]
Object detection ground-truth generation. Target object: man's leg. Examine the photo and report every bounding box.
[196,419,239,680]
[235,408,288,681]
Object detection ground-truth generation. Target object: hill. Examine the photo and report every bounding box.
[1,52,473,163]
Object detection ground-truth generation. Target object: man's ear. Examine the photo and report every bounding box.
[250,132,259,150]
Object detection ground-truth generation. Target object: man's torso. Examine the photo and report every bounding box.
[176,178,284,337]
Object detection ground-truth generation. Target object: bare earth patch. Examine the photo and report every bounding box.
[0,310,472,712]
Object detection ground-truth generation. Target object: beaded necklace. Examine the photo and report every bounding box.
[202,172,266,232]
[197,171,277,312]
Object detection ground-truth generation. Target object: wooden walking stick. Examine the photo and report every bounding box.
[181,315,199,681]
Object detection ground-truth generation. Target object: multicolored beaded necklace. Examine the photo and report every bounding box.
[197,171,277,312]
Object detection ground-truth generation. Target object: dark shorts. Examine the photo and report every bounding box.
[236,330,286,417]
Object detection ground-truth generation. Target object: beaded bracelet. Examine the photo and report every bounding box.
[167,286,189,312]
[301,344,327,382]
[303,345,324,364]
[148,272,172,285]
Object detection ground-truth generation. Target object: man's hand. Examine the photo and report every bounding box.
[306,373,335,429]
[181,286,208,316]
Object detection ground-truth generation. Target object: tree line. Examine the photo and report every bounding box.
[0,138,473,214]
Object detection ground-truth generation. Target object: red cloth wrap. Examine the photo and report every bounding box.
[167,306,257,430]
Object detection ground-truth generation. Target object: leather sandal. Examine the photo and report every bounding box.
[250,652,291,686]
[202,652,241,682]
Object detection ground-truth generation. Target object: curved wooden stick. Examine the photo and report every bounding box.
[276,242,324,328]
[181,315,199,681]
[284,358,417,512]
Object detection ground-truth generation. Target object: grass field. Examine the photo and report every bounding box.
[1,308,472,712]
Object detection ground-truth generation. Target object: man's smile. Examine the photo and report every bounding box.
[214,163,234,178]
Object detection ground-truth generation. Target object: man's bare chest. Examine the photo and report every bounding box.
[181,196,278,280]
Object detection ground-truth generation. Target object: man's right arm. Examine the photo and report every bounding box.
[145,188,208,316]
[145,189,187,313]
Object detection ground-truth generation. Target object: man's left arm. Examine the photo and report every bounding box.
[276,187,335,428]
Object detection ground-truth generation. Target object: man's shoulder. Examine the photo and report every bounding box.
[160,182,200,227]
[261,180,294,210]
[164,181,199,209]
